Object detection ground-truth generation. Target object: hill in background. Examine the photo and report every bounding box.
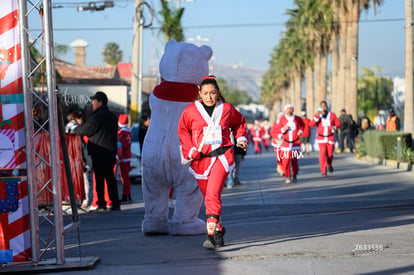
[212,63,265,102]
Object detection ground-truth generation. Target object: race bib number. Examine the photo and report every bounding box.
[322,119,331,127]
[204,126,222,145]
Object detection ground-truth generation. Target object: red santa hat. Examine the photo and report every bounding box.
[118,114,128,128]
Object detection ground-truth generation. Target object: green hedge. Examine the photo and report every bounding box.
[362,130,412,161]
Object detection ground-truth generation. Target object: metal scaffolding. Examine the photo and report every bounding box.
[3,0,98,271]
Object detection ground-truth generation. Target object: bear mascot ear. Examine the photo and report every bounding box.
[199,45,213,61]
[164,39,178,51]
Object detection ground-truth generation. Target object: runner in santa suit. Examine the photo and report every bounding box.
[261,120,271,152]
[117,114,133,203]
[178,76,248,250]
[270,112,284,176]
[250,120,264,154]
[309,101,341,176]
[277,104,304,184]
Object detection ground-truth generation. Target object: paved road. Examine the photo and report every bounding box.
[9,148,414,274]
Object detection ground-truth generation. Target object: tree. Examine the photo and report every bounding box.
[261,0,384,123]
[358,67,393,119]
[159,0,185,42]
[217,78,252,106]
[102,42,123,66]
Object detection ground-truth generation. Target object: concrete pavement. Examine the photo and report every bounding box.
[7,148,414,274]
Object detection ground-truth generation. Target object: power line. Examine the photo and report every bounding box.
[33,17,406,32]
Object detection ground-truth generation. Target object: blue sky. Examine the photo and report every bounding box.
[39,0,406,77]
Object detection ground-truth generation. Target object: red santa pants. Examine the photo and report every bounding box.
[196,160,228,217]
[253,140,262,153]
[318,142,334,174]
[281,150,299,178]
[263,138,270,150]
[119,162,131,196]
[273,146,282,165]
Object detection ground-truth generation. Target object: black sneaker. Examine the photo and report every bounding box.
[215,227,226,247]
[292,175,297,183]
[202,235,216,250]
[328,166,334,173]
[120,195,132,204]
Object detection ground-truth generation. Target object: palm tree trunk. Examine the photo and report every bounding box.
[306,65,314,117]
[314,52,322,109]
[288,79,295,106]
[346,0,359,120]
[330,32,340,114]
[294,72,302,112]
[330,0,340,114]
[320,52,328,101]
[338,3,348,114]
[405,0,414,135]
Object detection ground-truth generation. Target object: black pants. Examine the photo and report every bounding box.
[340,130,354,152]
[91,152,120,208]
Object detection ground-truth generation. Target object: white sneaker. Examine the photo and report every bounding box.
[285,178,291,184]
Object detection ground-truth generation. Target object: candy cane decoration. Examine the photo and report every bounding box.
[0,0,31,263]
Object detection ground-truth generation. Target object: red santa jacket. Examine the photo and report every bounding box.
[117,128,132,162]
[309,112,340,145]
[301,117,311,138]
[262,124,271,140]
[277,115,304,151]
[178,100,247,179]
[270,121,282,148]
[250,125,264,142]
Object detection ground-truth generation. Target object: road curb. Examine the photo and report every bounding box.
[357,155,413,173]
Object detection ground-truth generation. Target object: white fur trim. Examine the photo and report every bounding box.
[284,104,294,111]
[236,136,247,143]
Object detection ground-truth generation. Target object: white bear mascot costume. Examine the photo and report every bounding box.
[141,39,213,235]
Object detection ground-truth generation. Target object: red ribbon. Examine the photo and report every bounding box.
[203,75,215,80]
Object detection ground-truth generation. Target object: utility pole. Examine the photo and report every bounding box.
[131,0,144,123]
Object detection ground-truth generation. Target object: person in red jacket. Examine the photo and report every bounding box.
[117,114,133,203]
[270,112,284,176]
[276,104,304,184]
[300,111,311,155]
[178,76,248,250]
[309,101,341,176]
[250,120,264,154]
[261,120,271,152]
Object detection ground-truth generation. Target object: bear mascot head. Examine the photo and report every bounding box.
[141,39,213,235]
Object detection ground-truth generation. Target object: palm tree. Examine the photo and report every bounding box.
[405,0,414,135]
[358,67,393,119]
[340,0,383,119]
[159,0,185,42]
[102,42,123,66]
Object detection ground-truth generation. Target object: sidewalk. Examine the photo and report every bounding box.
[5,149,414,274]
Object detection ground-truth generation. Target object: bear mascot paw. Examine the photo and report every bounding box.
[141,39,213,235]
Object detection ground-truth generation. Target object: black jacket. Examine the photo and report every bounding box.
[74,106,118,156]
